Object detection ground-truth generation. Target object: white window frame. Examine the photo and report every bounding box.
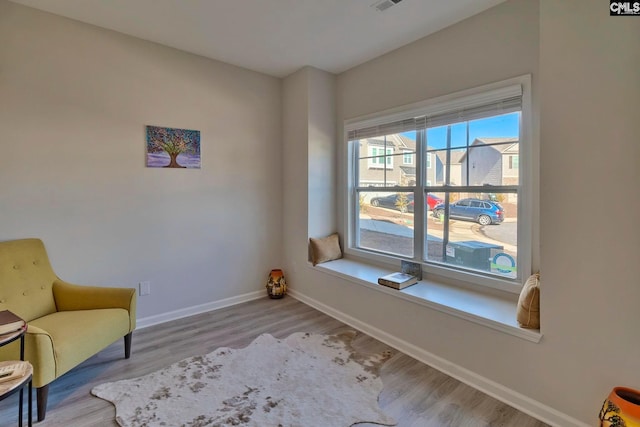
[367,146,394,169]
[403,150,413,165]
[360,180,397,187]
[343,75,534,293]
[510,155,519,170]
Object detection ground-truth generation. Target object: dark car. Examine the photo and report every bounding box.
[432,198,504,225]
[370,194,413,212]
[370,193,443,213]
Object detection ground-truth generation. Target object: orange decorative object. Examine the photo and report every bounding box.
[600,387,640,427]
[266,269,287,299]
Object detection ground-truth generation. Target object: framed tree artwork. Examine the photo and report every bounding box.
[146,125,201,169]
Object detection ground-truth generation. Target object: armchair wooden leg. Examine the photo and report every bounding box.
[37,384,49,422]
[124,332,133,359]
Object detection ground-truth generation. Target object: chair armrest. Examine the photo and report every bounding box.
[25,324,56,387]
[0,324,57,387]
[52,279,137,331]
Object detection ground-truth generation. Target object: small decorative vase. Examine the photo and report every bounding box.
[266,269,287,299]
[600,387,640,427]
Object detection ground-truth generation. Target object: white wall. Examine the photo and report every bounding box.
[0,1,283,319]
[307,68,337,241]
[282,67,336,287]
[539,0,640,419]
[289,0,640,425]
[282,69,309,287]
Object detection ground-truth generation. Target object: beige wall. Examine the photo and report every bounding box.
[0,1,283,319]
[290,0,637,424]
[307,67,337,240]
[282,67,336,286]
[282,69,309,286]
[539,0,640,419]
[337,0,539,121]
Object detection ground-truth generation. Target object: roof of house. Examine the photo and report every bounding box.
[474,137,519,145]
[363,135,519,164]
[434,149,466,165]
[399,166,416,175]
[458,137,519,162]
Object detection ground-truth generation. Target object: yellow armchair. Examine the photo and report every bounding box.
[0,238,136,421]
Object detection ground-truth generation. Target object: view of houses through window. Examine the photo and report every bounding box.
[352,108,522,282]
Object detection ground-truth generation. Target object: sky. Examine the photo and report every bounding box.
[403,112,520,150]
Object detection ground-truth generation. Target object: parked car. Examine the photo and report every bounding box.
[432,198,504,225]
[370,194,413,212]
[370,193,443,213]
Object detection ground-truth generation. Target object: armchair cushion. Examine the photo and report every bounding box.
[28,309,130,384]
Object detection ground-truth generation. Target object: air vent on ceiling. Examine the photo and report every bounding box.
[371,0,403,12]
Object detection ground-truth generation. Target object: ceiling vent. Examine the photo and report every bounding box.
[371,0,403,12]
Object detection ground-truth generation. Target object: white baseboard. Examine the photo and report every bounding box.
[136,290,264,329]
[288,288,588,427]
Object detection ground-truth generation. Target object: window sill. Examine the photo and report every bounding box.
[310,258,542,343]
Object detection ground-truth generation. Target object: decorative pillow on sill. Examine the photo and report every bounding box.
[517,272,540,329]
[309,233,342,266]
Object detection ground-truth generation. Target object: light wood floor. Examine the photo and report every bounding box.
[0,297,549,426]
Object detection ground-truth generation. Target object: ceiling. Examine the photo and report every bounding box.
[10,0,506,78]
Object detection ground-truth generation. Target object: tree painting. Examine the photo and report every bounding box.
[146,125,201,168]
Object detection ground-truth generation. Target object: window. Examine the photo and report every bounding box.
[367,146,394,169]
[346,76,532,292]
[509,155,519,169]
[403,150,414,164]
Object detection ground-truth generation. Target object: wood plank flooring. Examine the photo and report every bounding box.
[0,297,549,426]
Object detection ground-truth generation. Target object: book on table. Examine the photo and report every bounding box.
[0,362,27,384]
[378,272,418,290]
[0,310,26,335]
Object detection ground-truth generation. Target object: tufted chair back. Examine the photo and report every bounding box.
[0,238,58,322]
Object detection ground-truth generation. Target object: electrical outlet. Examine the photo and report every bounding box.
[139,281,151,296]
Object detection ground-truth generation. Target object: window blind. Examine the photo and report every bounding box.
[347,118,418,140]
[425,95,521,128]
[347,84,522,140]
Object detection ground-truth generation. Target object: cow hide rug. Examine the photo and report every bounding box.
[91,331,396,427]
